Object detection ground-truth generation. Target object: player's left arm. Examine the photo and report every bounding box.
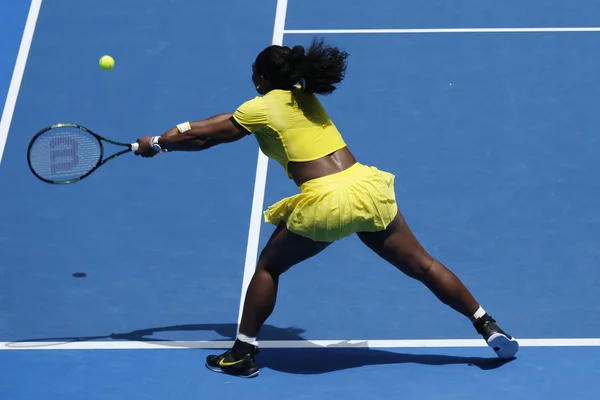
[134,113,249,156]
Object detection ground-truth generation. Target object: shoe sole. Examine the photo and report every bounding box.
[205,363,260,378]
[487,333,519,359]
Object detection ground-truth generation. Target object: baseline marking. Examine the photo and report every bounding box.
[2,338,599,350]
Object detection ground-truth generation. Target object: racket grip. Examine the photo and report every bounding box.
[130,142,139,152]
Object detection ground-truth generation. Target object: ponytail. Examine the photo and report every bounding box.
[255,38,349,95]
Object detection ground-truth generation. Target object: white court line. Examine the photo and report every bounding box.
[2,338,600,350]
[236,0,288,326]
[284,27,600,35]
[0,0,43,164]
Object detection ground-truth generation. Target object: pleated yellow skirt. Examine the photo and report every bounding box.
[263,163,398,242]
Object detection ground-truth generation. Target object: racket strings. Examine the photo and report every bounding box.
[28,127,102,182]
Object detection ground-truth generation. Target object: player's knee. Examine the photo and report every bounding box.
[403,252,435,281]
[256,259,287,278]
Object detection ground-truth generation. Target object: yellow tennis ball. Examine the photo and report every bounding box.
[99,55,114,70]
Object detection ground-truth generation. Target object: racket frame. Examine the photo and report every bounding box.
[27,123,138,184]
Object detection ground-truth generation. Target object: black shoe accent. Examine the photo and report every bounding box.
[474,314,519,359]
[205,339,260,378]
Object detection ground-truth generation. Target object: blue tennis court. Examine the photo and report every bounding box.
[1,0,600,398]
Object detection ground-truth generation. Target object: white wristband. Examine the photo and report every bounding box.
[150,136,163,153]
[176,122,191,133]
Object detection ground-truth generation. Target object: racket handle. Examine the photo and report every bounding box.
[130,142,139,152]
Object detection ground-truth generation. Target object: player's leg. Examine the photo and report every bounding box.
[205,221,332,377]
[239,221,331,337]
[357,208,518,359]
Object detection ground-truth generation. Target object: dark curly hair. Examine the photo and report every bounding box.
[254,38,349,95]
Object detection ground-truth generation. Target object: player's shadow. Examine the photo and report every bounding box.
[7,323,514,374]
[259,347,513,374]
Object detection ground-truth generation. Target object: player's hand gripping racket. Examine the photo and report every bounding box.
[27,123,139,184]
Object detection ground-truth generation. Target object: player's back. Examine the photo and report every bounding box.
[260,88,346,165]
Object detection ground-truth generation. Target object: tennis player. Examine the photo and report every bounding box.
[134,38,519,378]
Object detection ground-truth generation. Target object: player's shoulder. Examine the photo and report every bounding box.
[241,94,264,105]
[236,95,266,111]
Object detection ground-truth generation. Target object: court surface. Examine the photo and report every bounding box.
[1,0,600,398]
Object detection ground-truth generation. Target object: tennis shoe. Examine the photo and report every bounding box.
[474,314,519,359]
[205,339,260,378]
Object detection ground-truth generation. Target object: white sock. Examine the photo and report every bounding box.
[237,333,258,346]
[469,306,486,322]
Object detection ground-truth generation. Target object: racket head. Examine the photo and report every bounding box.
[27,123,104,184]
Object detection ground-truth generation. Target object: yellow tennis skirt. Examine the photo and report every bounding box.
[263,162,398,242]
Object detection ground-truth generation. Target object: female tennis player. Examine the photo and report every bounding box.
[134,38,518,378]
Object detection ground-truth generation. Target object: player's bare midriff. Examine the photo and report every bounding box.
[288,146,357,187]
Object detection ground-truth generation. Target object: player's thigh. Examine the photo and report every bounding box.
[257,222,332,276]
[357,209,432,278]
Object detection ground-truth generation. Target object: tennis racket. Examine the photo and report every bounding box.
[27,123,140,184]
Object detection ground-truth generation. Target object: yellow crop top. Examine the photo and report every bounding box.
[231,88,347,178]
